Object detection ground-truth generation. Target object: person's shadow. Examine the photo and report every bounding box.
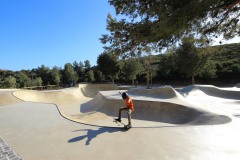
[68,127,126,145]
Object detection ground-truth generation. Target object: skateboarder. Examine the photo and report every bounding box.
[115,92,134,129]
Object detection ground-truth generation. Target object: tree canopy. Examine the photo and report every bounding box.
[173,39,208,84]
[0,43,239,89]
[122,59,143,85]
[101,0,240,57]
[97,52,120,82]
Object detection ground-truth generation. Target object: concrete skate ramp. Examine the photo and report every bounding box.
[78,83,118,98]
[0,89,22,106]
[127,86,186,104]
[79,88,231,127]
[12,88,89,106]
[12,86,231,127]
[80,92,199,125]
[13,83,118,104]
[180,85,240,100]
[128,86,180,98]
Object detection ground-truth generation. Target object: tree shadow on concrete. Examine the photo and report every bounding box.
[68,127,126,145]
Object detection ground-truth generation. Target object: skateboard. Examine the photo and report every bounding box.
[113,118,131,130]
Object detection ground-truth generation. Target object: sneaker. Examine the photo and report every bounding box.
[126,124,132,129]
[115,118,121,122]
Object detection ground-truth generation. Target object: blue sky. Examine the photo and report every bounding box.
[0,0,239,71]
[0,0,115,71]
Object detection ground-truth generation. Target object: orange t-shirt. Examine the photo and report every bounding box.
[125,97,134,111]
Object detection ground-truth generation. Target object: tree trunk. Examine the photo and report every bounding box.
[192,75,195,84]
[132,79,134,87]
[146,75,150,89]
[112,78,115,84]
[150,76,152,89]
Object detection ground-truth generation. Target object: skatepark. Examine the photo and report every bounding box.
[0,83,240,159]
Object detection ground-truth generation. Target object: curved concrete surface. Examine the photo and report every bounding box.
[0,89,22,106]
[11,85,232,128]
[1,101,240,160]
[1,84,240,159]
[13,87,89,105]
[78,89,231,127]
[180,85,240,100]
[79,83,118,97]
[127,86,183,99]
